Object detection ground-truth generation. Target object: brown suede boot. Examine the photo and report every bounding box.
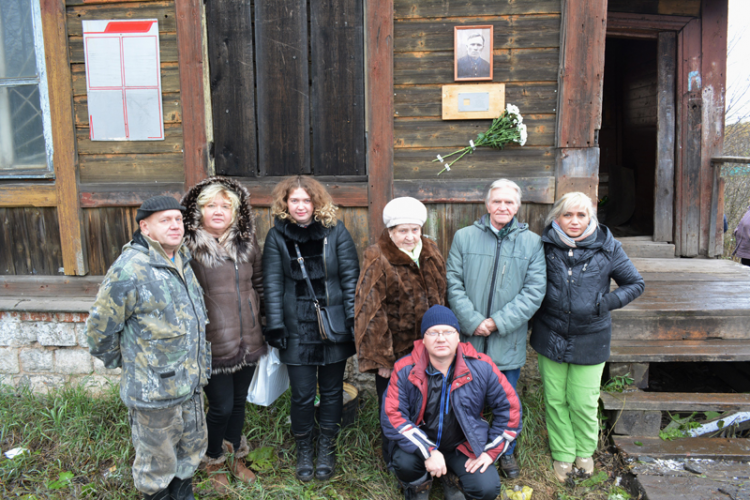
[224,436,257,484]
[202,455,231,495]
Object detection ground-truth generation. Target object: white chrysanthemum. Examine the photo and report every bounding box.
[518,123,528,146]
[506,103,520,116]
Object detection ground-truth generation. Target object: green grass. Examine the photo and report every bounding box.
[0,376,629,499]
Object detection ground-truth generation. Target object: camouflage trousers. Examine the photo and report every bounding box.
[129,392,207,494]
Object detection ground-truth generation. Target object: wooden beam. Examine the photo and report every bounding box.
[555,0,607,149]
[554,0,607,202]
[0,185,58,207]
[366,0,394,244]
[40,0,88,276]
[607,12,693,33]
[674,19,702,257]
[701,0,728,257]
[555,148,600,202]
[711,156,750,164]
[175,0,209,189]
[79,183,184,208]
[393,177,555,204]
[602,391,750,412]
[243,180,368,208]
[614,436,750,461]
[653,32,676,242]
[0,275,102,297]
[78,181,369,208]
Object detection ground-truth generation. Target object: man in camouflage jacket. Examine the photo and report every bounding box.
[87,196,210,500]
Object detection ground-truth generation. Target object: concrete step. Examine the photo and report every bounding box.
[618,237,676,258]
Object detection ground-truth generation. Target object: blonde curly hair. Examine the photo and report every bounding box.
[270,176,338,227]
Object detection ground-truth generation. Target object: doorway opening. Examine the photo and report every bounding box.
[599,38,658,238]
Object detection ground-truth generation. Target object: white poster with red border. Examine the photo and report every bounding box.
[82,19,164,141]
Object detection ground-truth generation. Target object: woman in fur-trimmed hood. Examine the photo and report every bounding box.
[182,176,265,490]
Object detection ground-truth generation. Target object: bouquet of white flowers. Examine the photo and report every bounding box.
[434,104,527,175]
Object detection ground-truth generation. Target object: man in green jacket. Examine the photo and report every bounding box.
[446,179,546,479]
[87,196,210,500]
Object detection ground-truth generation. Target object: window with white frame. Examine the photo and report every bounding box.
[0,0,54,178]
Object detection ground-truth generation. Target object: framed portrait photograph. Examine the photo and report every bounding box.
[454,25,494,82]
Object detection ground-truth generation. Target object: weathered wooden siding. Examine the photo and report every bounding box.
[0,208,63,275]
[68,0,185,185]
[83,207,138,276]
[423,203,548,258]
[393,2,559,184]
[66,0,186,275]
[82,207,370,275]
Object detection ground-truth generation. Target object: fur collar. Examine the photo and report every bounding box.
[273,217,330,243]
[377,228,438,265]
[181,177,256,268]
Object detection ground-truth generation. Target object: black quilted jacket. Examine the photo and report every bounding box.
[530,225,644,365]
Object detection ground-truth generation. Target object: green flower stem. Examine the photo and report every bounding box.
[432,109,524,175]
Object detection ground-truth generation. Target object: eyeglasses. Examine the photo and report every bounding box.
[424,330,458,338]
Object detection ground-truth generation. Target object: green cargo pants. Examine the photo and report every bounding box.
[129,392,207,494]
[537,354,605,463]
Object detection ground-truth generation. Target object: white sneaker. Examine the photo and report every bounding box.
[553,461,573,482]
[575,456,594,475]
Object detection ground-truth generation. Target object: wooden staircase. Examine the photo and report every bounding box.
[602,258,750,434]
[618,236,676,259]
[604,259,750,498]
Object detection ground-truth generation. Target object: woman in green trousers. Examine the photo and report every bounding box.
[530,192,644,482]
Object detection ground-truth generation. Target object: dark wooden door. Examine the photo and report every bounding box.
[206,0,365,178]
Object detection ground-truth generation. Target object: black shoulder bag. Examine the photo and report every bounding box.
[294,243,352,345]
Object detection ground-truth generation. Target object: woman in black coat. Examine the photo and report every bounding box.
[262,176,359,482]
[530,192,644,482]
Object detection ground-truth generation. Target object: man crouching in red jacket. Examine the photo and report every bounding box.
[382,305,522,500]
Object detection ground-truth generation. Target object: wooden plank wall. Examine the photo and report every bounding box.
[423,203,548,258]
[392,0,560,235]
[253,207,370,264]
[64,0,188,274]
[0,208,63,275]
[82,207,370,276]
[68,0,185,186]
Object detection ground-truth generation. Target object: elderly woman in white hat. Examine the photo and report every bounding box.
[354,197,448,465]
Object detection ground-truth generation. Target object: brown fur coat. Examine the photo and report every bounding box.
[354,230,447,373]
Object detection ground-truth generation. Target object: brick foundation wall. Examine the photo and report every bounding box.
[0,311,121,393]
[0,309,376,395]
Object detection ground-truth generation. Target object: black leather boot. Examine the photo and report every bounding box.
[315,427,338,481]
[401,473,432,500]
[168,476,196,500]
[142,488,170,500]
[295,432,315,482]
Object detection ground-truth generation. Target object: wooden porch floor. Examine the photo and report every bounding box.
[610,258,750,363]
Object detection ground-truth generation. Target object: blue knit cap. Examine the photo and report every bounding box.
[421,305,461,336]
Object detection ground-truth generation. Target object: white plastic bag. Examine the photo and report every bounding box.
[246,347,289,406]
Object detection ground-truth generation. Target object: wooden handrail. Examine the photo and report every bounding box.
[710,156,750,165]
[707,158,750,256]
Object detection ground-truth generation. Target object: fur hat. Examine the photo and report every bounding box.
[382,197,427,228]
[421,305,461,336]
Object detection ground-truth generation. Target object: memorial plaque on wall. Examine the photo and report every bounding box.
[82,19,164,141]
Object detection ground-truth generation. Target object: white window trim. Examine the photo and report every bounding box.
[0,0,54,178]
